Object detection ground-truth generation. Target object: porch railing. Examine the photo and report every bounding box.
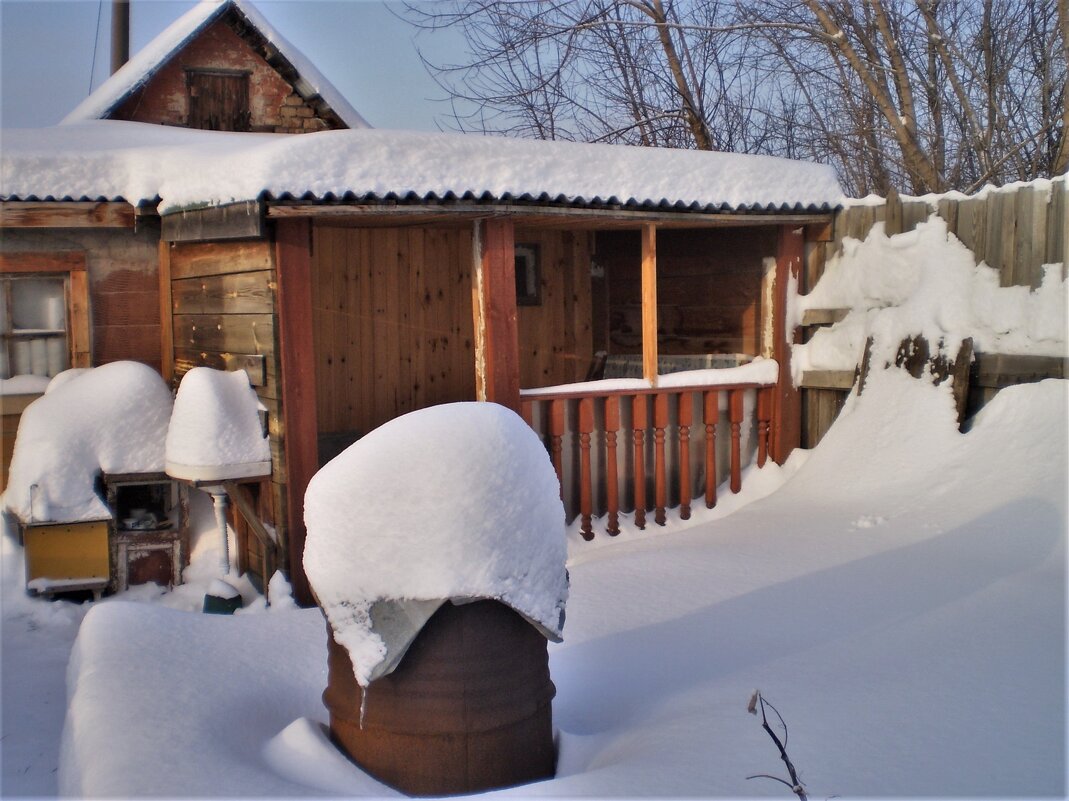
[520,381,775,540]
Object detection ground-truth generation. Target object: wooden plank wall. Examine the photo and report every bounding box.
[802,176,1067,446]
[167,238,281,582]
[515,228,594,388]
[0,227,162,372]
[599,227,777,358]
[310,225,477,440]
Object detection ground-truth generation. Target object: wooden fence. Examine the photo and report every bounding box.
[801,175,1067,447]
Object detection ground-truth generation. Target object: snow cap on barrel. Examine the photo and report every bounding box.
[303,402,568,687]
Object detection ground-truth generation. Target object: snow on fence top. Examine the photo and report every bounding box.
[2,363,173,524]
[304,402,568,687]
[61,0,370,130]
[165,367,270,481]
[0,122,844,215]
[794,215,1067,377]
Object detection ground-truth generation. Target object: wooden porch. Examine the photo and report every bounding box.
[162,202,829,603]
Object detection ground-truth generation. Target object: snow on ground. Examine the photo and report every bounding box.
[29,370,1066,798]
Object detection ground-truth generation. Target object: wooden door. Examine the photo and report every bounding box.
[187,71,250,132]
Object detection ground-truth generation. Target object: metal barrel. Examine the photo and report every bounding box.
[323,599,557,796]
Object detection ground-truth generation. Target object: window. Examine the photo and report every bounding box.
[187,69,251,132]
[0,253,89,382]
[514,243,541,306]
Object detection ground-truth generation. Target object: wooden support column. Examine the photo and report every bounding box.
[771,224,805,464]
[472,218,521,412]
[158,241,174,384]
[274,218,318,607]
[641,223,658,385]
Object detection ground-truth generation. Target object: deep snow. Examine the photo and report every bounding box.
[39,372,1069,798]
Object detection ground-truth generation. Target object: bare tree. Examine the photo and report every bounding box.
[404,0,1066,195]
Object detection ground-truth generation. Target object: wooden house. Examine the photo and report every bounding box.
[0,0,363,592]
[1,2,843,605]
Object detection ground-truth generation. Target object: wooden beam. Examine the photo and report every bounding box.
[68,270,91,368]
[641,223,658,385]
[801,308,850,326]
[0,201,135,229]
[771,225,805,464]
[266,202,835,229]
[471,218,521,411]
[159,242,175,385]
[274,218,318,607]
[0,252,86,273]
[800,370,856,390]
[162,201,265,243]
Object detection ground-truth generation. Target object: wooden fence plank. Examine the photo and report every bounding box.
[172,313,275,355]
[171,269,275,315]
[170,240,274,280]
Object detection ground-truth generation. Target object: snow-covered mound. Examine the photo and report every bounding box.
[304,402,568,687]
[165,367,270,481]
[2,362,172,523]
[795,215,1067,376]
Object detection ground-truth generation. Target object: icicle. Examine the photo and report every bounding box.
[359,684,368,730]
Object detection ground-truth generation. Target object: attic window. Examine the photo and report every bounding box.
[186,69,250,132]
[515,244,541,306]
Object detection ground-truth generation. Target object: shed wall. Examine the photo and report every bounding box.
[598,227,777,358]
[0,226,163,372]
[310,225,477,445]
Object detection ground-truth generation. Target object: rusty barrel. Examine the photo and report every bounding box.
[323,599,557,796]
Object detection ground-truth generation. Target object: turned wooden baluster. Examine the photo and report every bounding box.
[703,390,719,508]
[631,394,647,529]
[578,397,594,541]
[756,387,772,468]
[653,393,669,526]
[549,398,566,500]
[520,399,534,428]
[729,388,744,494]
[605,395,621,536]
[678,392,692,520]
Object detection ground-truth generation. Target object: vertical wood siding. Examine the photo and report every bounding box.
[310,225,477,439]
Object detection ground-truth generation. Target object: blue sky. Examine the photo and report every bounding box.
[0,0,463,130]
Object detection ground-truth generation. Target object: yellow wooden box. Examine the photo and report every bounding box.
[23,520,110,585]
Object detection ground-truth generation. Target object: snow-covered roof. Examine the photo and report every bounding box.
[61,0,369,130]
[0,121,844,216]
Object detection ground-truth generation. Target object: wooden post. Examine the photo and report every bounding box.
[158,241,174,384]
[631,394,647,529]
[771,225,804,464]
[578,397,594,540]
[729,389,743,494]
[605,395,621,536]
[653,392,668,526]
[472,219,521,412]
[703,390,718,508]
[641,224,658,386]
[678,392,692,520]
[549,399,565,500]
[274,218,318,608]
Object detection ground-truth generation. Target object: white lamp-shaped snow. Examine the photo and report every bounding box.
[165,368,271,608]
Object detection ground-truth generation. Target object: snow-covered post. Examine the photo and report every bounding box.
[305,402,568,796]
[210,490,230,576]
[165,368,271,612]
